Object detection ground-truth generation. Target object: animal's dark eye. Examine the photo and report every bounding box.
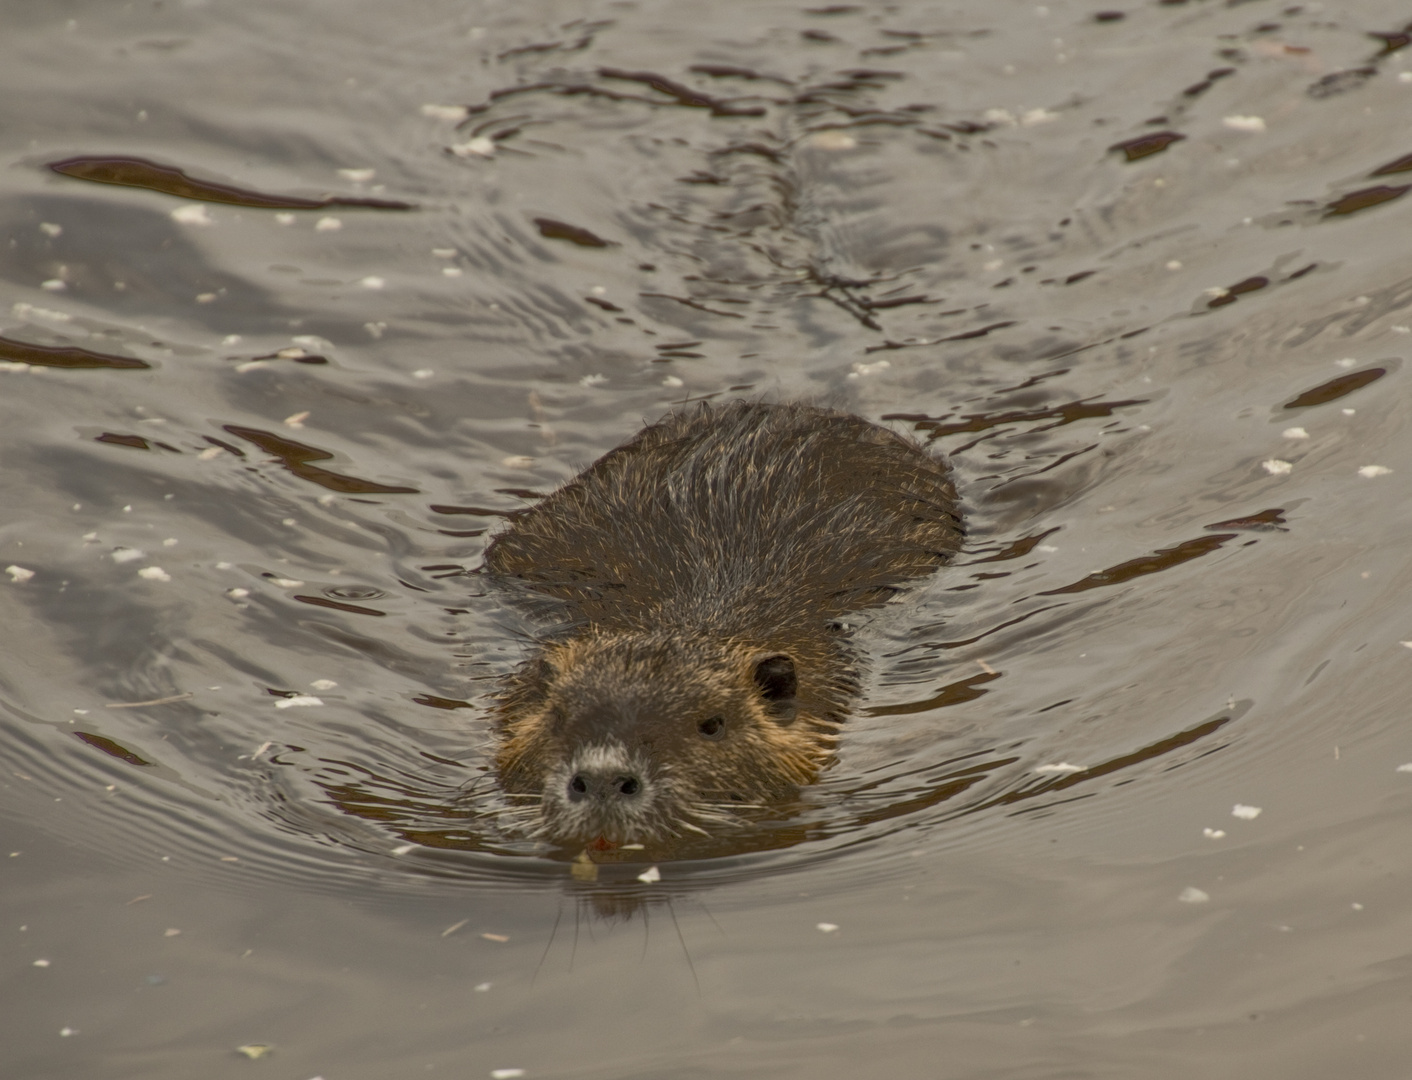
[697,716,726,740]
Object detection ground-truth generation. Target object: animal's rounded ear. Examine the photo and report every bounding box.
[752,654,797,704]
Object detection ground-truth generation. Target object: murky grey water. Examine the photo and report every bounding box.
[4,0,1412,1075]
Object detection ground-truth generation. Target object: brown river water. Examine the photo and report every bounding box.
[3,1,1412,1076]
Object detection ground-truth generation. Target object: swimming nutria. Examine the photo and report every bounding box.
[482,401,961,848]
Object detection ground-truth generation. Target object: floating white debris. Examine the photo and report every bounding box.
[442,266,463,277]
[1223,115,1266,132]
[1282,427,1309,439]
[421,103,470,121]
[111,548,145,564]
[474,982,492,992]
[1335,357,1358,368]
[138,567,171,582]
[450,136,496,158]
[235,360,268,373]
[274,213,295,226]
[315,216,342,232]
[39,222,63,237]
[163,928,181,937]
[1342,408,1356,416]
[391,843,416,856]
[432,248,456,258]
[662,375,684,388]
[310,679,337,691]
[847,359,891,379]
[274,695,323,709]
[1166,260,1182,271]
[198,447,223,461]
[226,587,250,600]
[33,958,50,967]
[360,276,385,290]
[171,204,213,226]
[816,922,839,933]
[1262,459,1293,476]
[590,285,607,295]
[269,578,304,588]
[14,303,70,323]
[1358,465,1392,478]
[337,168,375,183]
[481,933,509,942]
[1231,803,1262,820]
[490,1070,525,1080]
[412,368,434,379]
[502,455,535,469]
[6,565,35,583]
[1396,763,1412,773]
[637,865,661,884]
[808,130,857,151]
[983,107,1017,126]
[1021,107,1059,126]
[1037,544,1059,553]
[235,1044,273,1060]
[283,411,310,429]
[1034,762,1085,775]
[1177,886,1210,904]
[1202,828,1226,839]
[40,279,67,291]
[59,1027,78,1037]
[579,373,607,387]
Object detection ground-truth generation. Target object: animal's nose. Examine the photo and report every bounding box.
[566,768,643,802]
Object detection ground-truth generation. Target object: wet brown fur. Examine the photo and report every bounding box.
[482,401,961,846]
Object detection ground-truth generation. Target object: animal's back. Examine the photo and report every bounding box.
[483,401,962,636]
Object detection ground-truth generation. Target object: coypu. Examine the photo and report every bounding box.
[482,401,961,848]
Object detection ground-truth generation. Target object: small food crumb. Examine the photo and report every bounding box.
[283,411,310,428]
[391,843,416,855]
[662,376,684,388]
[816,922,839,933]
[226,588,250,600]
[360,276,385,289]
[171,204,213,226]
[1358,465,1392,478]
[310,679,337,690]
[1223,115,1266,132]
[1202,828,1226,839]
[450,136,497,158]
[59,1027,78,1037]
[6,565,35,583]
[637,866,661,884]
[138,567,172,582]
[337,168,375,183]
[481,933,510,943]
[163,928,181,937]
[421,104,470,121]
[579,373,607,387]
[111,547,145,563]
[33,958,50,967]
[1231,804,1262,820]
[1262,459,1293,475]
[235,1044,273,1060]
[274,695,323,709]
[474,982,492,992]
[1395,763,1412,773]
[490,1070,525,1080]
[808,130,857,151]
[501,456,535,469]
[413,368,435,379]
[1034,762,1084,774]
[1282,427,1308,439]
[1178,887,1210,904]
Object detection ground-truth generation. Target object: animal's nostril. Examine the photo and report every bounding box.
[616,776,641,797]
[568,774,589,799]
